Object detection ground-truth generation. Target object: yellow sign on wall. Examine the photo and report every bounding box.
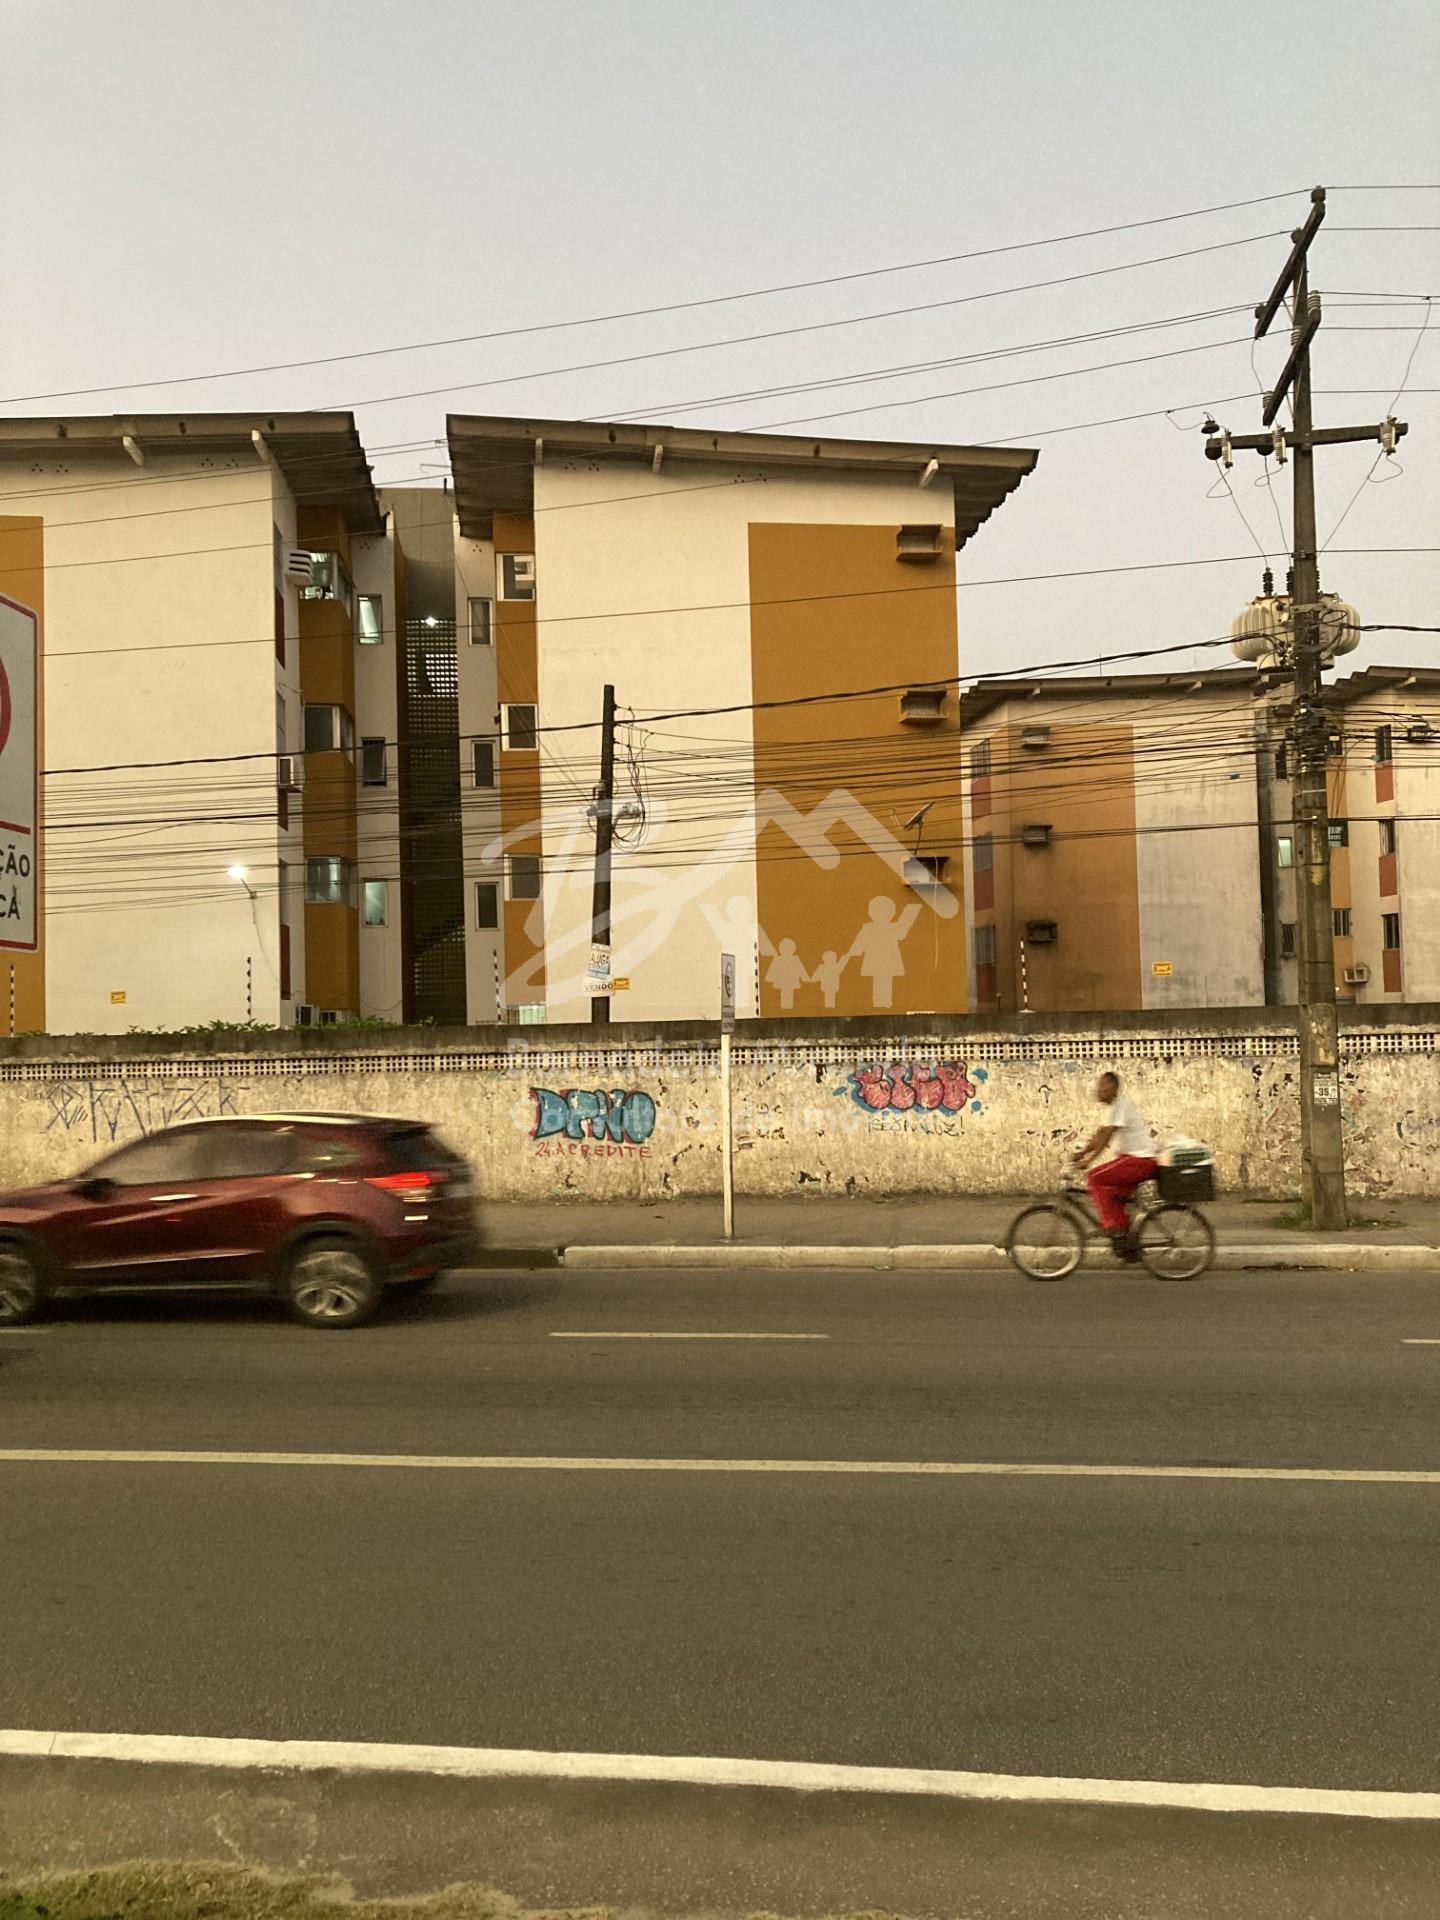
[1151,962,1173,977]
[110,990,127,1004]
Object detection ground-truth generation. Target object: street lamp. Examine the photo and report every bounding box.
[227,863,256,899]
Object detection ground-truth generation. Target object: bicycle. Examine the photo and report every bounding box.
[1005,1167,1216,1281]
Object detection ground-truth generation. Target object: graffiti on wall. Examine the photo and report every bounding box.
[837,1061,988,1133]
[43,1074,243,1143]
[531,1086,658,1158]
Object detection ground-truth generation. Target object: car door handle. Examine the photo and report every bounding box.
[146,1193,198,1204]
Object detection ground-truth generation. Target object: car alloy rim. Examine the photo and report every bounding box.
[291,1248,370,1320]
[0,1252,38,1320]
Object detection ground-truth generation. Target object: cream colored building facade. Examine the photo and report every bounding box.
[446,414,1037,1024]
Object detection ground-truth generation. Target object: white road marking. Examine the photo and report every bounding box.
[0,1449,1438,1483]
[0,1327,50,1336]
[548,1331,830,1341]
[1402,1339,1440,1344]
[1,1728,1435,1821]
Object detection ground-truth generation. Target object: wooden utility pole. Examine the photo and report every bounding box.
[589,682,618,1025]
[1204,186,1409,1229]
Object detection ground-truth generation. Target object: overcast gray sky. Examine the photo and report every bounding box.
[3,0,1437,679]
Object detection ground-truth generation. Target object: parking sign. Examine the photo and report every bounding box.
[0,595,38,951]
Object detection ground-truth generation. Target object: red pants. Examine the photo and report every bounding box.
[1087,1155,1158,1235]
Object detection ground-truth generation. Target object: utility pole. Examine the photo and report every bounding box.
[589,682,618,1026]
[1204,186,1409,1229]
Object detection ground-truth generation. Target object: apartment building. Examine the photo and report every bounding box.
[0,412,398,1034]
[960,665,1440,1013]
[446,413,1038,1023]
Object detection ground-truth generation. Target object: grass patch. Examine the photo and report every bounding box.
[0,1863,606,1920]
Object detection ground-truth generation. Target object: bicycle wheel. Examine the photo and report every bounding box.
[1136,1204,1214,1281]
[1006,1204,1086,1280]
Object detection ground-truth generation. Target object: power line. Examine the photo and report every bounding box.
[0,192,1312,407]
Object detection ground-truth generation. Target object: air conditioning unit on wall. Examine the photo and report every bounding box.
[1343,963,1371,986]
[277,754,304,793]
[1024,919,1059,945]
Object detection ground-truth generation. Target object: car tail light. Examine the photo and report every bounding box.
[365,1169,449,1194]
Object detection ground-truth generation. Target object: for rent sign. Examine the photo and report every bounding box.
[0,595,37,951]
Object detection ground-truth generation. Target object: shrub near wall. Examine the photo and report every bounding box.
[0,1012,1436,1200]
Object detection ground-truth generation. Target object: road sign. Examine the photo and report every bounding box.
[0,594,38,952]
[720,952,736,1033]
[1151,961,1173,977]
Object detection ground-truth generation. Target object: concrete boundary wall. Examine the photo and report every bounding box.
[1,1010,1436,1200]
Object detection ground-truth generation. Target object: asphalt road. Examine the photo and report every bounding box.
[3,1264,1439,1913]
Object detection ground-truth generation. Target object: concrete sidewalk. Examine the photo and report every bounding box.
[476,1193,1440,1272]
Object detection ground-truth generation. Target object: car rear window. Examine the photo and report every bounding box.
[380,1127,461,1173]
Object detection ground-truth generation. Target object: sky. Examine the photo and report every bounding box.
[3,0,1437,681]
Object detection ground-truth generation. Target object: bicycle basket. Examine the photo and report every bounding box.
[1156,1162,1216,1204]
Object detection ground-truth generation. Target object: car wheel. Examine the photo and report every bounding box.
[0,1243,45,1326]
[387,1272,442,1298]
[281,1237,382,1329]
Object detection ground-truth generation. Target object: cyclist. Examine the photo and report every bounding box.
[1071,1071,1158,1262]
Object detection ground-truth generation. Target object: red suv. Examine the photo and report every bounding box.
[0,1114,478,1329]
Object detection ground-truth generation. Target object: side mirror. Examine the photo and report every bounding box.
[74,1175,114,1200]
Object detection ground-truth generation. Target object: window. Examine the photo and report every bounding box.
[974,924,997,966]
[208,1127,298,1179]
[473,739,497,788]
[1383,913,1402,951]
[499,552,536,601]
[504,703,538,752]
[305,856,354,906]
[468,597,493,645]
[89,1130,214,1187]
[1376,724,1393,764]
[357,594,383,645]
[1380,819,1397,856]
[360,737,388,786]
[1328,819,1349,848]
[969,738,991,781]
[973,833,994,873]
[273,525,284,588]
[1332,907,1352,938]
[474,881,500,930]
[1274,742,1289,782]
[362,879,388,927]
[303,704,353,753]
[1280,921,1297,959]
[301,551,354,613]
[1277,835,1294,869]
[507,853,542,901]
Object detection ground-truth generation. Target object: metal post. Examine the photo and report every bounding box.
[719,1029,734,1240]
[590,683,617,1025]
[1288,256,1347,1228]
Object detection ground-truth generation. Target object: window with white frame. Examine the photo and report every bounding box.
[1380,819,1398,857]
[305,857,355,906]
[507,853,541,901]
[1277,835,1294,868]
[468,597,493,645]
[1383,912,1401,950]
[361,880,388,927]
[300,552,354,613]
[974,924,997,966]
[1332,907,1352,938]
[357,594,383,645]
[360,737,387,786]
[303,704,354,753]
[474,881,500,930]
[503,703,538,752]
[499,553,535,601]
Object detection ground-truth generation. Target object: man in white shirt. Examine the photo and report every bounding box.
[1073,1071,1158,1260]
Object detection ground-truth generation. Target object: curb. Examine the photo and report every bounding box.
[550,1243,1439,1273]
